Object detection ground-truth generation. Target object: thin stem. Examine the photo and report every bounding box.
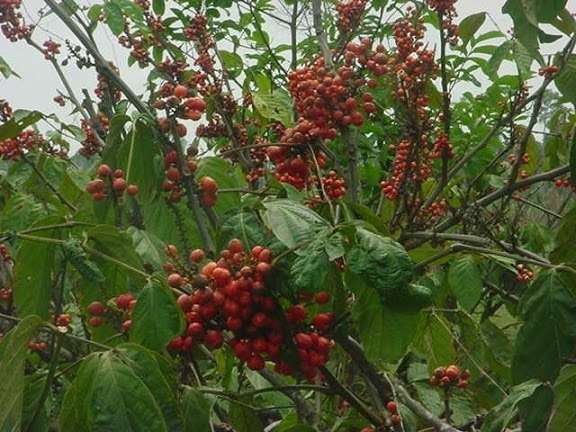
[22,154,77,212]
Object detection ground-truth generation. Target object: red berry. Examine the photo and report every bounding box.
[87,301,105,316]
[127,184,139,196]
[167,273,184,288]
[247,354,265,370]
[97,164,112,177]
[88,316,103,327]
[314,291,330,304]
[199,176,218,193]
[228,238,243,254]
[112,178,127,192]
[189,249,205,263]
[204,330,223,349]
[445,365,460,380]
[173,84,188,98]
[386,401,398,413]
[391,414,401,426]
[116,293,135,310]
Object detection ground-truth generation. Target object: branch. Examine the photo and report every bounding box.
[44,0,151,116]
[311,0,333,67]
[391,377,463,432]
[21,154,77,212]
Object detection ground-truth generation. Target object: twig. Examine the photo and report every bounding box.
[310,0,333,67]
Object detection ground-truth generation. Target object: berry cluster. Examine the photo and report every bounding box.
[42,40,61,60]
[538,65,560,77]
[53,95,65,107]
[430,365,470,388]
[379,11,439,203]
[85,164,138,201]
[426,1,459,45]
[432,133,454,159]
[554,178,574,190]
[86,300,107,327]
[79,113,109,158]
[198,175,218,207]
[515,264,534,284]
[54,313,71,328]
[360,400,402,432]
[162,240,334,380]
[335,0,368,33]
[0,130,63,160]
[28,339,48,352]
[0,99,13,122]
[115,292,137,332]
[153,82,207,122]
[321,170,347,199]
[0,0,33,42]
[0,287,12,302]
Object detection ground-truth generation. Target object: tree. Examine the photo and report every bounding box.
[0,0,575,431]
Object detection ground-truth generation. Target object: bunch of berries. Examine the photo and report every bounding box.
[515,264,534,284]
[161,240,335,381]
[86,300,107,327]
[0,0,34,42]
[321,170,347,199]
[153,82,207,123]
[335,0,368,33]
[0,130,44,160]
[430,365,470,388]
[79,113,109,158]
[85,164,138,201]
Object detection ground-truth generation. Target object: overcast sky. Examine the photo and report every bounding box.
[1,0,574,130]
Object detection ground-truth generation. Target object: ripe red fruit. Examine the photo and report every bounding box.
[445,365,460,380]
[93,192,107,201]
[189,249,205,263]
[165,244,178,257]
[56,314,71,327]
[185,110,202,121]
[167,273,184,287]
[113,169,124,178]
[177,294,193,311]
[255,262,271,275]
[251,312,268,328]
[97,164,112,177]
[116,293,135,310]
[313,313,333,330]
[187,322,205,336]
[176,123,187,137]
[86,179,105,194]
[88,316,103,327]
[168,336,184,351]
[257,248,272,263]
[87,301,105,316]
[199,176,218,193]
[386,401,398,413]
[166,166,181,182]
[127,184,139,196]
[112,178,127,192]
[173,84,188,98]
[186,96,207,111]
[391,414,401,426]
[228,238,243,254]
[247,354,265,370]
[315,291,330,304]
[295,332,313,349]
[212,267,231,286]
[204,330,223,349]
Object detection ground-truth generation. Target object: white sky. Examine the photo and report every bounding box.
[1,0,574,130]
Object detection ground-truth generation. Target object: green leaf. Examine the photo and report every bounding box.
[448,256,483,311]
[261,199,330,250]
[220,208,267,249]
[0,316,43,432]
[114,0,144,22]
[229,401,264,432]
[104,1,125,35]
[60,351,168,431]
[87,225,143,272]
[182,387,212,432]
[459,13,486,46]
[487,40,513,77]
[253,89,294,127]
[549,365,576,432]
[131,280,184,351]
[0,55,20,79]
[521,0,567,23]
[116,344,183,431]
[349,273,421,363]
[152,0,165,15]
[556,54,576,106]
[291,238,331,292]
[413,314,456,372]
[571,126,576,186]
[13,218,63,319]
[219,50,243,78]
[347,227,414,304]
[512,271,576,384]
[551,206,576,264]
[128,227,165,270]
[0,111,42,140]
[481,380,543,432]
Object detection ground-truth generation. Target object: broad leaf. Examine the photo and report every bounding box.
[253,89,294,127]
[548,365,576,431]
[413,314,456,372]
[131,280,184,351]
[182,387,212,432]
[448,256,483,311]
[0,316,43,432]
[60,351,168,431]
[347,227,414,304]
[261,199,330,250]
[104,1,125,35]
[512,271,576,384]
[481,380,543,432]
[459,13,486,46]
